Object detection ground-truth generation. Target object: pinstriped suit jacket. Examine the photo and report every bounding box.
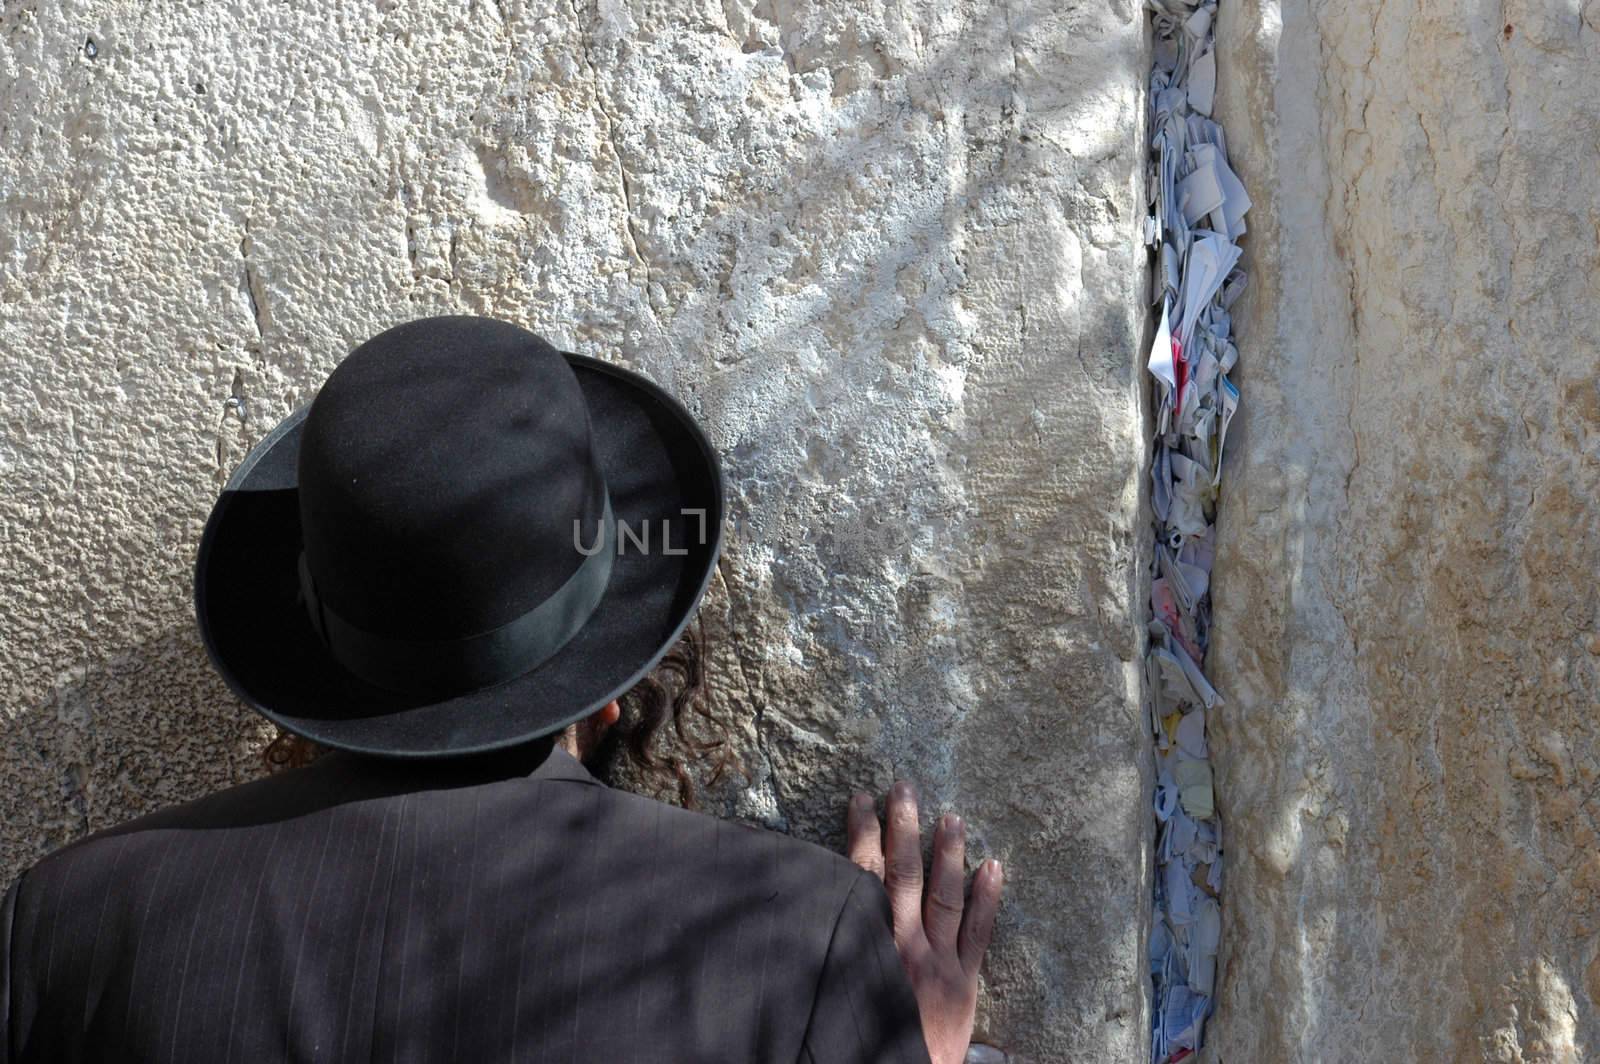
[0,744,930,1063]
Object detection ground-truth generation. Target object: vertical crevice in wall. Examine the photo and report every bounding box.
[1142,2,1251,1060]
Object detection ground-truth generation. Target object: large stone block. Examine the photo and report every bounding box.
[1209,1,1600,1059]
[0,1,1152,1058]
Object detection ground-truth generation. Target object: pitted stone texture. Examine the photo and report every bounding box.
[0,1,1151,1058]
[1208,2,1600,1060]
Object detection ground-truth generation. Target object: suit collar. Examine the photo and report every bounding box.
[529,743,602,786]
[311,740,600,788]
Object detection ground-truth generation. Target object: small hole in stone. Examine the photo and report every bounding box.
[1503,23,1514,38]
[194,80,206,94]
[83,37,97,59]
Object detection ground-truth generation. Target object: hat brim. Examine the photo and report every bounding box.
[194,353,724,759]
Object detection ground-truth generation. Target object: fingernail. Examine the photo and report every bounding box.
[943,813,963,835]
[989,859,1003,879]
[893,780,915,802]
[851,792,871,811]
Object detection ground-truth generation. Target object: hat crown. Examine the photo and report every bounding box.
[296,316,606,641]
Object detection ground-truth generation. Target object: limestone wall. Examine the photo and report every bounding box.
[1208,1,1600,1059]
[0,1,1152,1060]
[15,0,1595,1059]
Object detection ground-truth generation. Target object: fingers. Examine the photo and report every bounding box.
[884,780,925,948]
[957,858,1003,979]
[845,782,1001,978]
[846,792,884,880]
[923,813,966,954]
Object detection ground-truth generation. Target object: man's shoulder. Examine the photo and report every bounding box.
[8,761,317,897]
[588,782,872,916]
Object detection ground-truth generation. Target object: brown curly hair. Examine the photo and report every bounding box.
[261,619,744,810]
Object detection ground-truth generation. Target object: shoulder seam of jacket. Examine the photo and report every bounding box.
[2,867,27,1064]
[791,867,868,1064]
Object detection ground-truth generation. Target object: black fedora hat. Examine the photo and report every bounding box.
[195,315,724,758]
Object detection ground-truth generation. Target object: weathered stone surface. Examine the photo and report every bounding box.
[0,1,1151,1059]
[1209,2,1600,1059]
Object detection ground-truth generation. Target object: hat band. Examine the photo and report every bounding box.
[295,492,616,700]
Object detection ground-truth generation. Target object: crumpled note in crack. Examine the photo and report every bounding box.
[1174,758,1215,820]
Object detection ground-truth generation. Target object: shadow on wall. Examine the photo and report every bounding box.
[0,623,273,884]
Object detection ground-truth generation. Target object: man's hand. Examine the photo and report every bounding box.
[847,782,1003,1064]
